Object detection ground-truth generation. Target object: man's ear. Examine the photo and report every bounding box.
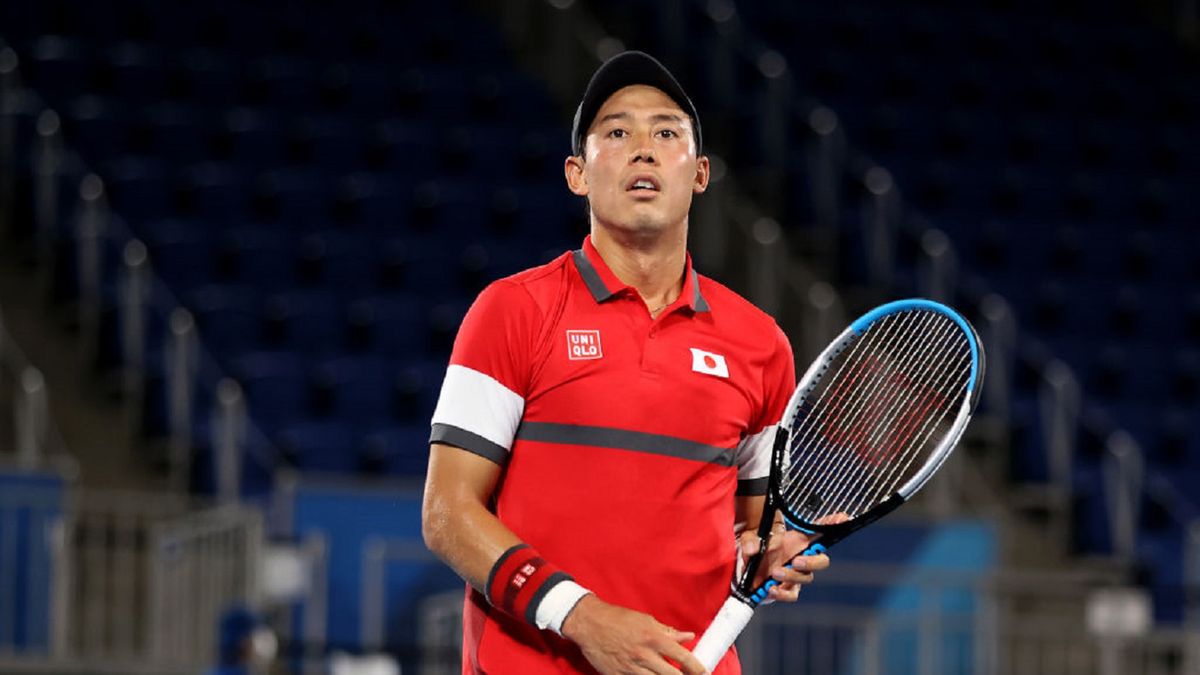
[564,155,589,197]
[693,155,711,194]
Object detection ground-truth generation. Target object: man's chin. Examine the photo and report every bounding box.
[602,207,674,232]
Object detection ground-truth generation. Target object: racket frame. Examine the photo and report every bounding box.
[732,298,985,602]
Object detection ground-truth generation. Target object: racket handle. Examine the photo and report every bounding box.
[693,595,755,671]
[747,542,827,604]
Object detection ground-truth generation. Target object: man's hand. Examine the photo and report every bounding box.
[736,513,847,603]
[561,594,709,675]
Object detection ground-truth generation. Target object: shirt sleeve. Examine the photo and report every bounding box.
[429,280,540,465]
[734,324,796,495]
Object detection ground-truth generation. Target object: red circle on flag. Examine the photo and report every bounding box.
[703,355,717,369]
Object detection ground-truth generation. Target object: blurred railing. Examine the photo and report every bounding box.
[0,479,263,674]
[0,305,71,468]
[413,562,1198,675]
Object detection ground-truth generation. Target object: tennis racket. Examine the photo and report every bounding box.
[692,298,985,670]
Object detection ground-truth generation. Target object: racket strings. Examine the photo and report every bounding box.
[780,311,917,490]
[830,320,967,515]
[836,323,969,517]
[782,312,932,511]
[802,316,961,517]
[842,343,970,516]
[780,311,973,522]
[784,313,947,518]
[781,311,932,518]
[852,352,970,514]
[782,312,928,491]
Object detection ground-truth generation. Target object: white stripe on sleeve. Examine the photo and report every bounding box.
[431,364,526,454]
[735,424,777,480]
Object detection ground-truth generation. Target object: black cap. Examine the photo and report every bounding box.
[571,50,702,156]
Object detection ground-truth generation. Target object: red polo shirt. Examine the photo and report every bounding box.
[430,236,795,674]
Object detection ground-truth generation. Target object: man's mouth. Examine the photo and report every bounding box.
[626,175,661,193]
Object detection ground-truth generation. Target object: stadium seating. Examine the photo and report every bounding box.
[3,0,1197,655]
[0,0,584,491]
[577,0,1199,623]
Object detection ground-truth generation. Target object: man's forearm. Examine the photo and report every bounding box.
[422,486,522,592]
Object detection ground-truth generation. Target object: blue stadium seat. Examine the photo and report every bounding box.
[349,294,432,358]
[229,350,311,432]
[187,284,264,357]
[361,425,433,477]
[311,355,399,425]
[103,155,172,220]
[142,219,216,290]
[276,421,361,474]
[215,228,295,290]
[262,289,344,355]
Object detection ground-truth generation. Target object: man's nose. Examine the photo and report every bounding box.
[630,130,656,163]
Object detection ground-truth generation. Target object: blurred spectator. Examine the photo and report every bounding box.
[205,605,278,675]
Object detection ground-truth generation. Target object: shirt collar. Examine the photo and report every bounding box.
[571,235,710,313]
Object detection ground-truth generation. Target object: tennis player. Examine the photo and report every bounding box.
[422,51,831,675]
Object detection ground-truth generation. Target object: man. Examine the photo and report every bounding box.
[422,51,830,675]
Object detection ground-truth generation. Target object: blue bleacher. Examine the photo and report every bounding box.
[0,0,559,487]
[578,0,1200,624]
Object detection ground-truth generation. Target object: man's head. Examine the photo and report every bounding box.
[564,52,709,238]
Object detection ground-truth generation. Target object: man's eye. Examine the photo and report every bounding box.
[609,129,627,138]
[659,129,677,138]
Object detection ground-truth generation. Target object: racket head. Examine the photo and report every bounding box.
[772,298,985,536]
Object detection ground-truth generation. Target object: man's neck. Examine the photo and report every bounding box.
[590,222,687,312]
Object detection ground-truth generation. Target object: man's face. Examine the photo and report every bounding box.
[566,85,709,236]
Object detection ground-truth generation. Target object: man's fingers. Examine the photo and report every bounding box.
[641,660,685,675]
[789,553,830,571]
[770,565,815,585]
[739,536,760,557]
[666,627,695,643]
[660,637,709,675]
[767,583,801,602]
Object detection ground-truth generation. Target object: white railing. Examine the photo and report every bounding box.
[0,304,71,467]
[1103,431,1144,561]
[413,562,1200,675]
[1040,359,1081,497]
[0,484,263,674]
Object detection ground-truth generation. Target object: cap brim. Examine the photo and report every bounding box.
[571,51,701,156]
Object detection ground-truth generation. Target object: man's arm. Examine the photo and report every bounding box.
[422,443,520,588]
[422,443,708,675]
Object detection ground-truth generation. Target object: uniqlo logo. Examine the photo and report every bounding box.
[566,330,603,360]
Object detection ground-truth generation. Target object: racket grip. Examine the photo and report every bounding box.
[692,596,755,671]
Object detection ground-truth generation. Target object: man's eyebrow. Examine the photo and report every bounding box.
[594,112,687,126]
[648,113,686,124]
[595,112,631,125]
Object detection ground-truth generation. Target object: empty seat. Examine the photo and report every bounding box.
[103,155,172,220]
[262,289,345,354]
[348,294,431,357]
[310,355,400,424]
[214,228,295,289]
[228,350,310,431]
[187,284,264,358]
[276,421,361,474]
[294,232,374,292]
[142,219,217,290]
[361,425,433,477]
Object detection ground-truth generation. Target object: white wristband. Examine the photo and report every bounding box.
[533,580,592,635]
